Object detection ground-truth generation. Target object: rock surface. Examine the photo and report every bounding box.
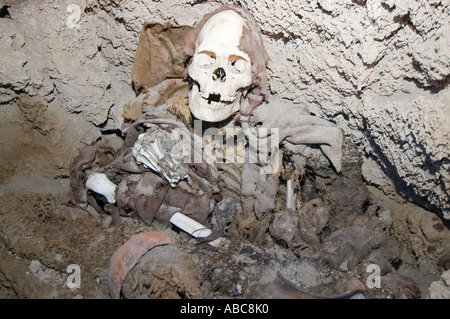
[428,270,450,299]
[0,0,448,217]
[0,0,448,300]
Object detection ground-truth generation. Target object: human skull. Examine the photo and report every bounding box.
[188,10,253,122]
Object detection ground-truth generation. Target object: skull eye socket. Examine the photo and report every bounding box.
[195,51,216,69]
[228,55,248,74]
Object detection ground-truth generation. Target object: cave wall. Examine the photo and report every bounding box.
[0,0,448,218]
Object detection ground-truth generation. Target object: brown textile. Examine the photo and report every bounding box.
[70,105,220,227]
[131,22,193,93]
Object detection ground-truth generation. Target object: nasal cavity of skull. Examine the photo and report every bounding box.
[212,68,226,82]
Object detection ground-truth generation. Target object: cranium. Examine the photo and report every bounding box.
[188,10,253,122]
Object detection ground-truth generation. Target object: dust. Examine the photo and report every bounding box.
[1,136,449,298]
[0,192,159,298]
[0,0,449,300]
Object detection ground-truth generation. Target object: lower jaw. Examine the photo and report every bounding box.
[189,90,240,122]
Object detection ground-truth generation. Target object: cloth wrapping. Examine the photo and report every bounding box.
[69,19,343,229]
[251,100,343,172]
[131,22,192,94]
[70,105,220,226]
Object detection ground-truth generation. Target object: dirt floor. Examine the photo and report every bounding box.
[0,136,449,299]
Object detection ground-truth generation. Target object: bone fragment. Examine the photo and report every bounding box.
[170,212,223,247]
[132,132,188,188]
[286,177,296,210]
[86,172,117,204]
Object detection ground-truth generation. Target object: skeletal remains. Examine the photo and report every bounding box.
[79,4,344,297]
[187,9,253,122]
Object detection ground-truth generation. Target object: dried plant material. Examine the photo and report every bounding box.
[123,93,148,121]
[166,94,191,126]
[108,231,171,299]
[121,244,203,299]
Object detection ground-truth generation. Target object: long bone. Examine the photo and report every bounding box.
[86,172,117,204]
[170,212,223,247]
[286,177,295,210]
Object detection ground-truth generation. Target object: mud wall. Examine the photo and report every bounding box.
[0,0,448,218]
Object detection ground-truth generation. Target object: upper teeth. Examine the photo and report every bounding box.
[201,92,235,104]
